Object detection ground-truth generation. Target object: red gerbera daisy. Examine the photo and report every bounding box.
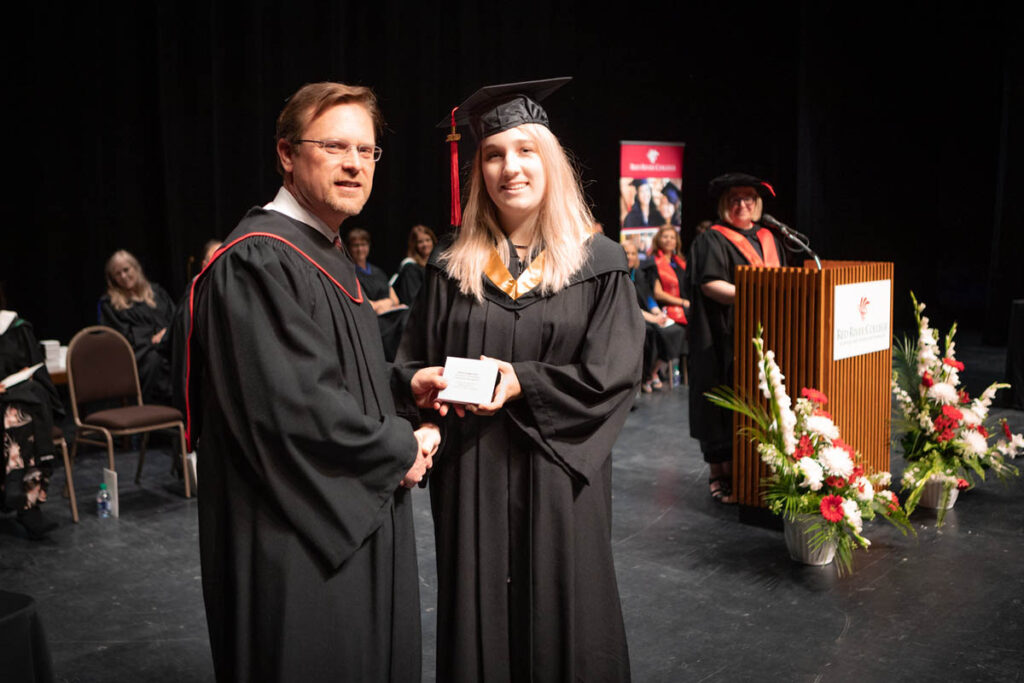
[820,495,845,522]
[943,358,965,371]
[825,475,846,489]
[801,387,828,405]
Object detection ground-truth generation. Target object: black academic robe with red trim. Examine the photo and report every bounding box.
[393,233,642,683]
[685,222,787,460]
[188,208,421,682]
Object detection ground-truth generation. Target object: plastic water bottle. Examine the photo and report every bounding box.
[96,483,112,519]
[670,359,682,388]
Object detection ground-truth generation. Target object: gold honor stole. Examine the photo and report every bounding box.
[483,247,548,300]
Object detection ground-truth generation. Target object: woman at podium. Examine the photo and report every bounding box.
[686,173,787,503]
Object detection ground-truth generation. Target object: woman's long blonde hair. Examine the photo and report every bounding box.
[441,123,593,302]
[105,250,156,311]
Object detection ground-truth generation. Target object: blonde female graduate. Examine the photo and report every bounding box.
[394,78,642,682]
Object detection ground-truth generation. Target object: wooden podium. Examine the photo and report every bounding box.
[732,260,894,509]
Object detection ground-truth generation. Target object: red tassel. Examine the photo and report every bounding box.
[447,107,462,227]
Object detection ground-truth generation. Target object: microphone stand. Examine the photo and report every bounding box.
[762,215,822,271]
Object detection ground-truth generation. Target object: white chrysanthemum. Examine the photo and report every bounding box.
[841,498,863,533]
[958,430,988,456]
[853,477,875,502]
[819,446,854,478]
[796,457,824,491]
[926,382,958,405]
[960,408,982,427]
[805,415,839,440]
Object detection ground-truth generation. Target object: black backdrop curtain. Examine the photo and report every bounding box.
[3,2,1017,344]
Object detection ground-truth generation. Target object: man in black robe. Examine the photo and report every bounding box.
[187,82,437,682]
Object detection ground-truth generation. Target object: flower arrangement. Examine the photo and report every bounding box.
[706,327,912,574]
[892,293,1023,524]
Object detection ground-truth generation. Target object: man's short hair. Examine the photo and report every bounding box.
[275,82,383,176]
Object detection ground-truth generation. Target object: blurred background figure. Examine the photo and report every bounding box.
[624,242,685,393]
[346,228,408,361]
[1,309,64,538]
[391,224,437,306]
[99,250,174,404]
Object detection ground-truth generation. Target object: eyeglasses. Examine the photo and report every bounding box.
[295,139,382,162]
[728,195,758,206]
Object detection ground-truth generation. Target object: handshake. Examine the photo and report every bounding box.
[401,423,441,489]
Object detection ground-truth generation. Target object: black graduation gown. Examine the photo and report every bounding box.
[188,208,421,682]
[685,223,786,461]
[355,262,408,362]
[394,234,642,683]
[392,259,425,306]
[99,283,175,404]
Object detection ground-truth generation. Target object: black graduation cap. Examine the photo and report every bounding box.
[661,181,681,204]
[440,77,571,226]
[708,172,776,198]
[438,77,571,142]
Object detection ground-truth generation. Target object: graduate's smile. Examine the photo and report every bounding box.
[481,126,546,224]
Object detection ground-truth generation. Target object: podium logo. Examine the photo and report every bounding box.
[858,296,870,321]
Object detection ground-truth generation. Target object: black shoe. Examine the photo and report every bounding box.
[17,507,58,540]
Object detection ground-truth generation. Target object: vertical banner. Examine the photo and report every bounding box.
[619,141,684,260]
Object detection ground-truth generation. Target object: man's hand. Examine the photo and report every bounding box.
[152,328,167,345]
[401,423,441,488]
[411,366,454,416]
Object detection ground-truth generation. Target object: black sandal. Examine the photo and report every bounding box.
[708,476,735,504]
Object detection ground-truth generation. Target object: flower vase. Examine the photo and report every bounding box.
[918,477,959,510]
[783,515,836,566]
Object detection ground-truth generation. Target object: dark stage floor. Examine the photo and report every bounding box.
[2,353,1023,682]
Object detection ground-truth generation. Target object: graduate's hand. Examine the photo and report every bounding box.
[152,328,167,345]
[411,366,454,416]
[467,356,521,416]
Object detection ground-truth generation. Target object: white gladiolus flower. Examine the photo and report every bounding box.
[918,414,935,433]
[960,408,982,427]
[959,430,988,456]
[854,478,874,502]
[926,382,958,405]
[841,498,863,533]
[796,457,824,491]
[805,415,839,440]
[819,446,854,478]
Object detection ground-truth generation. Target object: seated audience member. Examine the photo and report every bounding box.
[345,228,408,361]
[1,310,64,538]
[646,225,689,325]
[99,250,174,404]
[624,242,685,392]
[391,224,437,306]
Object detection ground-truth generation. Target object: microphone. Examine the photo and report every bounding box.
[761,214,822,270]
